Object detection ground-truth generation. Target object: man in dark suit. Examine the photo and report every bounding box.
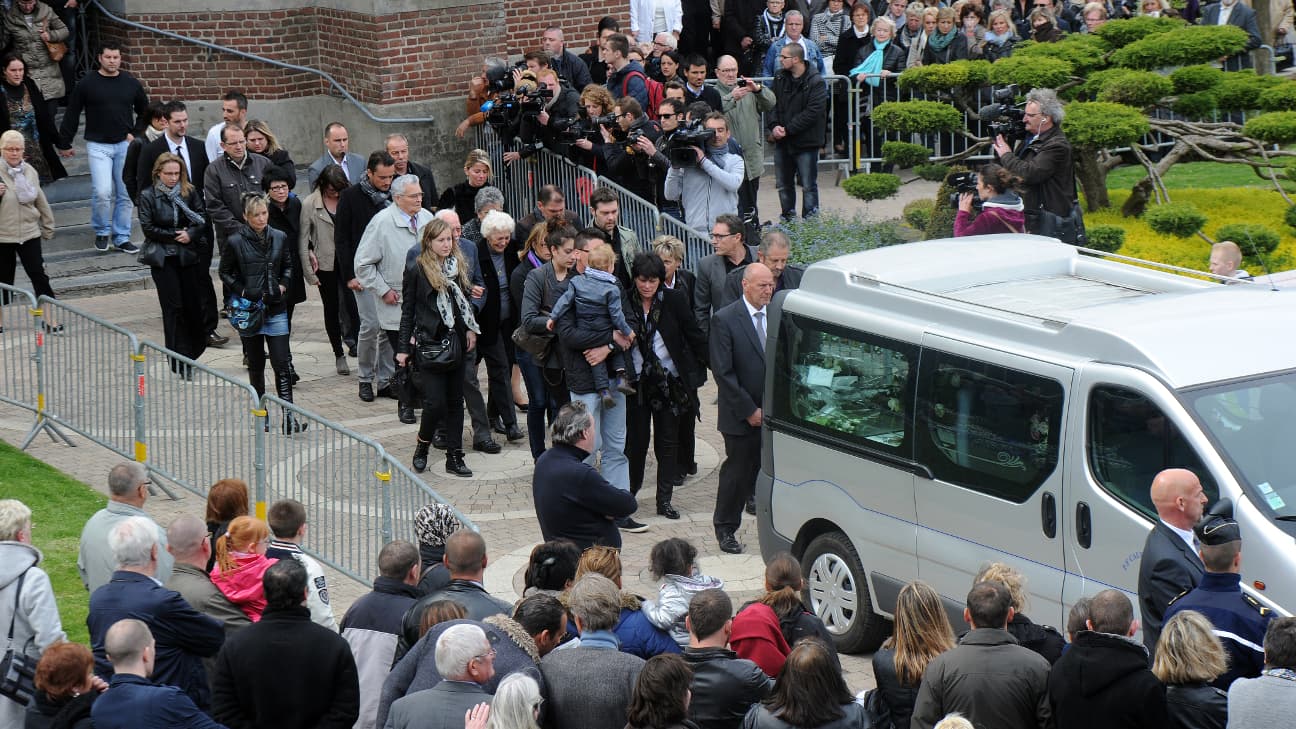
[709,262,775,554]
[1201,0,1262,70]
[722,228,804,303]
[694,214,754,340]
[87,516,226,710]
[384,624,495,729]
[307,122,367,188]
[1137,468,1209,654]
[135,100,225,348]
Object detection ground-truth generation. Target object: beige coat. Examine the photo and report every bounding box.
[0,161,54,243]
[298,188,338,286]
[3,3,68,101]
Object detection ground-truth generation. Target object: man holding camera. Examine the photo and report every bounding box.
[991,87,1076,238]
[663,111,745,235]
[715,55,775,228]
[603,97,665,205]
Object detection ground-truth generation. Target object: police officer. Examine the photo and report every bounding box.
[1163,514,1274,690]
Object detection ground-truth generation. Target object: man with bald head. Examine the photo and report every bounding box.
[1138,468,1209,654]
[709,262,775,554]
[91,619,227,729]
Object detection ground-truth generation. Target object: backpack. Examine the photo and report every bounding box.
[620,69,665,120]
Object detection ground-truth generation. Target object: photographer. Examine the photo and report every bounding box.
[954,164,1026,236]
[663,112,745,234]
[647,98,687,220]
[715,55,776,228]
[524,68,581,158]
[569,86,618,171]
[991,87,1077,237]
[601,96,665,204]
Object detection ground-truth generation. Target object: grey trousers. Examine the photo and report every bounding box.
[355,289,394,387]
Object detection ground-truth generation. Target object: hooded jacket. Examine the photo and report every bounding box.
[954,191,1027,237]
[1046,629,1169,729]
[0,541,65,729]
[643,572,726,647]
[211,552,278,621]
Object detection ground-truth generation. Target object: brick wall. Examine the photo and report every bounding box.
[102,2,627,105]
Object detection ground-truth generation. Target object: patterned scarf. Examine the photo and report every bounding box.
[155,181,205,227]
[6,162,36,204]
[761,10,786,40]
[431,253,479,335]
[359,176,393,209]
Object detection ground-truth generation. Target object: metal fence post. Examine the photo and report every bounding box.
[253,401,268,520]
[377,462,394,545]
[131,347,177,499]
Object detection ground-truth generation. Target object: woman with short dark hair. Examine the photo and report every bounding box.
[742,639,865,729]
[299,164,352,376]
[626,654,696,729]
[0,54,65,183]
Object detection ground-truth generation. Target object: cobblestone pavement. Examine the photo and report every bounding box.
[0,281,877,692]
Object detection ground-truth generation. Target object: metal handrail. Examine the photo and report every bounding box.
[88,0,433,124]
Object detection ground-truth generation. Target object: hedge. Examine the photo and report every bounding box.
[903,199,936,231]
[986,56,1074,91]
[1013,35,1111,75]
[1258,83,1296,112]
[914,163,951,181]
[1243,112,1296,144]
[882,141,932,168]
[1111,25,1250,69]
[1096,70,1175,108]
[1063,102,1150,149]
[1216,71,1286,112]
[1144,201,1207,238]
[872,101,965,133]
[1086,225,1126,253]
[1170,64,1224,94]
[843,173,902,201]
[1092,15,1186,48]
[1215,223,1281,255]
[897,60,992,93]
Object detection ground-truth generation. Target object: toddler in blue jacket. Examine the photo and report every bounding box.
[549,245,637,407]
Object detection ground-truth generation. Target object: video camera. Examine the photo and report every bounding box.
[946,170,981,209]
[485,60,525,92]
[557,111,618,146]
[660,119,716,168]
[482,72,553,132]
[979,85,1027,142]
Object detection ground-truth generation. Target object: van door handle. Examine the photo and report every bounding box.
[1076,501,1092,549]
[1041,492,1057,539]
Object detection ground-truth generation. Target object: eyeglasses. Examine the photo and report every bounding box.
[779,54,795,60]
[268,184,290,191]
[659,112,676,119]
[710,231,738,239]
[472,648,497,662]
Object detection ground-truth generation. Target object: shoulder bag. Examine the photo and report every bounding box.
[41,20,67,62]
[511,271,554,361]
[416,329,461,373]
[227,295,264,335]
[0,570,38,706]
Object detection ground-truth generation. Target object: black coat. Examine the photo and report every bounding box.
[922,34,970,65]
[407,160,439,212]
[268,197,307,306]
[136,185,208,267]
[476,237,521,344]
[218,224,295,315]
[211,605,360,729]
[1046,630,1169,729]
[1165,682,1227,729]
[623,285,709,392]
[1137,522,1205,654]
[604,116,664,204]
[872,647,919,729]
[397,259,472,356]
[682,647,772,729]
[768,67,828,151]
[334,184,388,283]
[400,580,512,648]
[24,690,96,729]
[135,135,208,205]
[532,442,638,550]
[834,28,870,76]
[1007,613,1066,665]
[264,148,297,187]
[437,181,486,228]
[0,77,66,181]
[997,123,1075,220]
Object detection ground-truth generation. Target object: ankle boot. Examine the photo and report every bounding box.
[446,449,473,477]
[656,479,679,519]
[413,438,431,473]
[276,370,308,434]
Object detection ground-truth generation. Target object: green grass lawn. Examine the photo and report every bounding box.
[1107,160,1296,191]
[0,439,105,644]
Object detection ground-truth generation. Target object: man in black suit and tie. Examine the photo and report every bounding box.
[1201,0,1262,70]
[1137,467,1209,654]
[709,262,775,554]
[134,101,224,348]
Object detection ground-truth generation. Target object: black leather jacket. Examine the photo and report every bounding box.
[398,579,512,651]
[397,259,474,356]
[871,647,919,729]
[218,224,295,315]
[683,647,773,729]
[1165,682,1227,729]
[136,185,208,267]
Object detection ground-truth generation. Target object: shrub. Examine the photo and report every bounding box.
[1171,91,1219,119]
[897,60,991,93]
[843,172,902,201]
[914,163,951,181]
[1259,83,1296,112]
[1286,204,1296,232]
[1096,70,1174,108]
[1144,201,1207,238]
[1014,34,1111,75]
[783,211,906,265]
[1215,223,1281,255]
[872,101,965,133]
[986,56,1074,91]
[1216,71,1286,112]
[1064,102,1151,149]
[1092,15,1186,48]
[882,141,933,169]
[1111,25,1250,69]
[903,198,936,230]
[1170,64,1224,94]
[1086,225,1126,253]
[1243,112,1296,144]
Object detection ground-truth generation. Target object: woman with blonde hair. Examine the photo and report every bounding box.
[872,580,955,729]
[395,217,480,476]
[0,127,58,333]
[573,545,679,658]
[731,553,836,677]
[981,9,1017,61]
[974,562,1064,663]
[436,149,492,225]
[1153,610,1228,729]
[243,119,296,185]
[211,515,277,620]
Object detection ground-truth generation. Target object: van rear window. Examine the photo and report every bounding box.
[915,353,1064,502]
[773,314,916,456]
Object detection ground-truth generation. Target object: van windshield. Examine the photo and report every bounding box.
[1184,371,1296,520]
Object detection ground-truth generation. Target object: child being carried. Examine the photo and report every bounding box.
[548,245,637,407]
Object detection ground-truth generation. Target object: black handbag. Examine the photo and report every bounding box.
[416,330,462,373]
[227,296,264,335]
[1028,201,1087,246]
[0,571,37,707]
[137,241,167,268]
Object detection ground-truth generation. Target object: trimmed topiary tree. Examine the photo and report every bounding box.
[882,141,932,169]
[1243,112,1296,145]
[1214,223,1281,255]
[1085,225,1126,253]
[903,199,935,231]
[1063,102,1150,211]
[1090,15,1185,47]
[924,168,969,240]
[1258,83,1296,112]
[1096,70,1174,108]
[843,173,902,202]
[872,101,965,134]
[1169,64,1224,94]
[914,163,951,181]
[1110,25,1249,69]
[1145,202,1207,239]
[986,56,1073,91]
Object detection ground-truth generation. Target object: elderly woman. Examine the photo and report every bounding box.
[0,55,65,183]
[468,210,524,447]
[26,642,99,729]
[0,128,58,333]
[299,164,351,376]
[137,152,209,372]
[218,194,305,431]
[463,186,504,247]
[898,2,926,52]
[1029,7,1064,42]
[907,6,939,66]
[437,149,492,226]
[244,119,296,187]
[514,223,577,458]
[396,217,479,476]
[623,253,707,519]
[481,673,543,729]
[1153,610,1229,729]
[0,499,67,728]
[3,0,68,122]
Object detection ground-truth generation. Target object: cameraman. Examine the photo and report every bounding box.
[991,87,1076,235]
[663,111,745,234]
[524,68,581,159]
[602,97,665,204]
[954,163,1026,237]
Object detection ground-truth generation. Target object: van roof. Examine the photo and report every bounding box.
[795,236,1296,388]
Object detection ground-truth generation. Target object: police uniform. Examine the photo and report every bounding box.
[1163,516,1273,690]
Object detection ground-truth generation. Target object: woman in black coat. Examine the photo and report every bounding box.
[0,54,66,183]
[1152,610,1230,729]
[244,119,297,187]
[921,7,970,65]
[262,166,307,327]
[436,149,492,226]
[623,253,707,519]
[396,217,481,477]
[871,580,955,729]
[137,152,210,372]
[218,193,305,432]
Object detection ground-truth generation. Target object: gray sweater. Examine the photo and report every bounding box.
[539,637,644,729]
[1227,673,1296,728]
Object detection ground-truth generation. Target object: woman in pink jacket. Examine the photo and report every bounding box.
[211,515,277,621]
[954,163,1027,237]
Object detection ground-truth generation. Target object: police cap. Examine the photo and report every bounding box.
[1195,515,1241,546]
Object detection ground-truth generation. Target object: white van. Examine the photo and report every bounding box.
[757,236,1296,652]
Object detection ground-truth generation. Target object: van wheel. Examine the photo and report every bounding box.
[801,531,888,654]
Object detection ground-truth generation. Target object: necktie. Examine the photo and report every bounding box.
[754,311,766,350]
[410,215,419,233]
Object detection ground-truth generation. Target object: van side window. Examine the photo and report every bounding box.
[772,314,916,456]
[915,352,1064,502]
[1088,386,1219,520]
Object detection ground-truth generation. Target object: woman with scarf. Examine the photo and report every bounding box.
[137,152,209,371]
[810,0,850,68]
[980,9,1017,61]
[851,17,908,160]
[832,2,872,156]
[921,7,969,64]
[622,253,707,520]
[750,0,788,73]
[396,217,480,477]
[1029,7,1064,42]
[219,193,307,432]
[0,55,64,184]
[0,129,58,333]
[954,163,1027,236]
[906,6,938,66]
[959,3,988,58]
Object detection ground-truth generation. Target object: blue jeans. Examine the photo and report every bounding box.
[517,350,568,459]
[87,141,133,243]
[570,389,630,491]
[774,145,819,220]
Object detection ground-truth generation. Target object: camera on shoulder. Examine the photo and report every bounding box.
[660,119,716,168]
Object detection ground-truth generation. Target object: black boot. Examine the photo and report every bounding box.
[399,400,416,424]
[276,369,308,434]
[248,368,266,399]
[413,438,431,473]
[656,480,679,519]
[445,449,473,477]
[289,361,301,385]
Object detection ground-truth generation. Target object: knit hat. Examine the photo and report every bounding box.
[414,503,463,548]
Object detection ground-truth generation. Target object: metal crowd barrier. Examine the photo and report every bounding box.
[0,283,70,449]
[382,453,476,551]
[534,149,596,228]
[596,175,660,245]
